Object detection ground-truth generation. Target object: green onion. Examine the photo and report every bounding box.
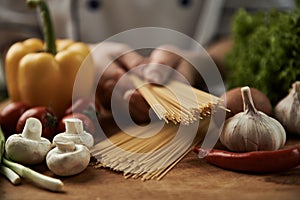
[0,164,21,185]
[0,126,19,184]
[3,158,63,192]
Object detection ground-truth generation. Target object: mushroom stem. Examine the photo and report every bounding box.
[21,118,42,140]
[53,118,94,148]
[65,118,84,134]
[56,141,76,153]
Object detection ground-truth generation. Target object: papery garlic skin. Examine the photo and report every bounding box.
[220,86,286,152]
[220,111,286,152]
[274,81,300,135]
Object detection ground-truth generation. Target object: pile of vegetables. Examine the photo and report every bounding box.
[0,97,97,186]
[0,98,97,141]
[195,83,300,173]
[5,0,94,119]
[225,2,300,105]
[199,1,300,173]
[0,124,63,191]
[0,0,99,192]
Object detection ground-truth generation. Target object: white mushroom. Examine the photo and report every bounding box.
[5,117,51,165]
[46,141,90,176]
[53,118,94,148]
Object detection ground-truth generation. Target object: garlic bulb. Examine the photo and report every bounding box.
[274,81,300,135]
[220,86,286,152]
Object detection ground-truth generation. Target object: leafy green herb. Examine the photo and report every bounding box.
[225,5,300,105]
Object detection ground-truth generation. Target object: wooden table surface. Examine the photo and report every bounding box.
[0,100,300,200]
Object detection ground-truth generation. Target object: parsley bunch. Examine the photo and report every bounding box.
[226,4,300,105]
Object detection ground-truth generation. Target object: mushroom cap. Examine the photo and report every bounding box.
[46,142,90,176]
[5,134,51,165]
[53,131,94,149]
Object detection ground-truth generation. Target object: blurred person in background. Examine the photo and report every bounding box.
[0,0,295,122]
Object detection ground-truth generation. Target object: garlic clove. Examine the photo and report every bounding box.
[274,81,300,135]
[220,86,286,152]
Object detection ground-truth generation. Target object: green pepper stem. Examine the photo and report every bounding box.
[27,0,57,55]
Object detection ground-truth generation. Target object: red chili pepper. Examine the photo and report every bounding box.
[193,146,300,173]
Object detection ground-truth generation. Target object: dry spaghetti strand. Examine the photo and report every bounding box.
[91,118,210,181]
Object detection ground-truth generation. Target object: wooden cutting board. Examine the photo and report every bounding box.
[0,100,300,200]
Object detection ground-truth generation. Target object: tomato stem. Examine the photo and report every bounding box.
[27,0,57,55]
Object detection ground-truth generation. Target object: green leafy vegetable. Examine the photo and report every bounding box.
[225,4,300,104]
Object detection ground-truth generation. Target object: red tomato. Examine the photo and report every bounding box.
[58,113,95,134]
[16,107,58,140]
[0,102,30,138]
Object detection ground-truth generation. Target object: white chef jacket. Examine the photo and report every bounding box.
[0,0,296,93]
[48,0,223,47]
[46,0,295,46]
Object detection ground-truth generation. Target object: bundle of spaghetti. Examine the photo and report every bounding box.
[91,118,210,181]
[129,74,221,125]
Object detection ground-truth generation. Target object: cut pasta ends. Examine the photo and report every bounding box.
[129,74,223,125]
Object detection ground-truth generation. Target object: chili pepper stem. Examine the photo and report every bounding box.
[27,0,57,55]
[3,158,63,192]
[193,146,209,159]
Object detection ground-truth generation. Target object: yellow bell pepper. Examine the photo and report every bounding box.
[5,0,94,118]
